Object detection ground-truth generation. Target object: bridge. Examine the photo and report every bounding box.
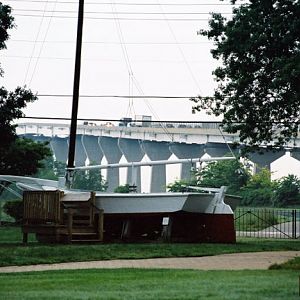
[16,122,300,192]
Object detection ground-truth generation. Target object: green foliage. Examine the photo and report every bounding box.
[241,169,275,206]
[114,184,130,193]
[167,159,300,207]
[273,174,300,207]
[193,0,300,148]
[196,159,250,195]
[167,178,197,192]
[167,160,249,195]
[0,87,39,154]
[0,4,51,176]
[270,257,300,270]
[0,3,14,75]
[35,156,66,180]
[0,137,51,176]
[71,168,107,191]
[3,200,23,223]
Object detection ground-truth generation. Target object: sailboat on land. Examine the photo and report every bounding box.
[0,156,240,244]
[0,1,239,243]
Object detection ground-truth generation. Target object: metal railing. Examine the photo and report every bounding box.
[235,207,300,239]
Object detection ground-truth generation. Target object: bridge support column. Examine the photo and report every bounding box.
[50,136,69,163]
[169,143,205,180]
[118,138,144,192]
[141,141,172,192]
[82,135,103,164]
[74,134,88,167]
[99,137,122,192]
[204,142,233,158]
[248,149,286,173]
[290,148,300,161]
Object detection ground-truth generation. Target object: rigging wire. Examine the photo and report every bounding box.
[23,0,49,85]
[28,0,58,85]
[36,94,197,99]
[111,1,135,119]
[9,39,210,44]
[0,183,23,199]
[110,0,173,140]
[13,14,210,21]
[12,9,232,15]
[218,126,238,159]
[3,55,208,64]
[6,0,238,6]
[130,75,175,141]
[156,0,203,95]
[18,115,222,124]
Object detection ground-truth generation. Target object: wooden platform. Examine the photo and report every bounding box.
[22,190,104,244]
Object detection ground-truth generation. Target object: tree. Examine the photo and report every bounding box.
[0,3,51,176]
[1,137,51,176]
[0,3,14,75]
[167,160,250,195]
[196,159,250,194]
[35,156,66,180]
[71,169,108,191]
[241,168,275,206]
[273,174,300,207]
[193,0,300,149]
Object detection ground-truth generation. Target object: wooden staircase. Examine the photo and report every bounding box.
[22,190,104,244]
[63,198,103,243]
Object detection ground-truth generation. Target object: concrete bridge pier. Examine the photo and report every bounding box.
[74,135,88,167]
[290,148,300,161]
[248,149,286,173]
[169,143,205,180]
[82,135,103,165]
[50,136,69,163]
[118,138,144,192]
[204,142,233,158]
[99,137,122,192]
[142,141,172,192]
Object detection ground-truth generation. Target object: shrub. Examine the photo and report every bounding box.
[273,174,300,207]
[240,169,275,206]
[167,179,197,192]
[196,159,250,195]
[114,184,130,193]
[3,200,23,223]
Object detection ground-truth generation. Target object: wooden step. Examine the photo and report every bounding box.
[71,239,102,243]
[70,227,96,234]
[72,232,97,236]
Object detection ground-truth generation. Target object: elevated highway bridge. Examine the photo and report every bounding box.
[16,122,300,192]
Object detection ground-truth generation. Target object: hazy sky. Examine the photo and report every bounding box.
[1,0,236,123]
[2,0,300,181]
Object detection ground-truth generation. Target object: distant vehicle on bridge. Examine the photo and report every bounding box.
[119,115,152,127]
[119,117,133,127]
[134,115,152,127]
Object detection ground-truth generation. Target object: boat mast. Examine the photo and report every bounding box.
[66,0,84,188]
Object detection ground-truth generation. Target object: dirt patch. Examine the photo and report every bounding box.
[0,251,299,273]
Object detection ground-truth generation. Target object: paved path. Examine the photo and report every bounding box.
[237,221,300,238]
[0,251,299,273]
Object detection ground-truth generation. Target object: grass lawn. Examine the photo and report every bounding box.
[0,269,299,300]
[270,256,300,270]
[0,226,300,267]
